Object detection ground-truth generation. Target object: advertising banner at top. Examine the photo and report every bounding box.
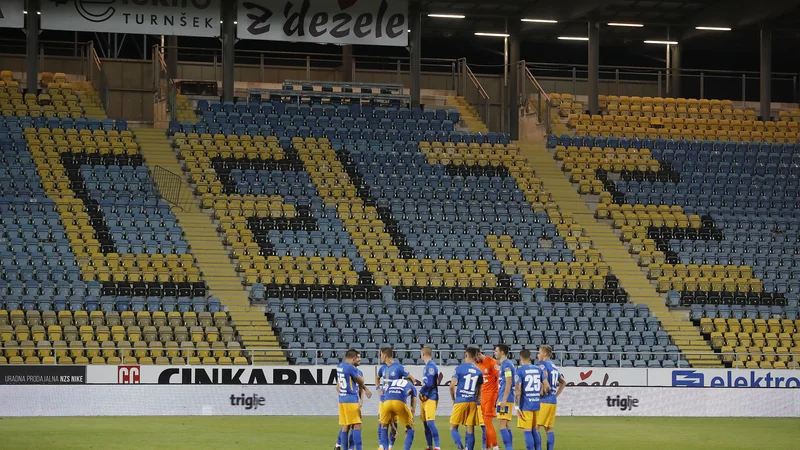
[41,0,221,37]
[88,364,647,387]
[237,0,408,47]
[0,0,24,29]
[84,364,800,388]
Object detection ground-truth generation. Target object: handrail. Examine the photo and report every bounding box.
[518,60,552,134]
[17,346,796,368]
[465,63,489,102]
[457,57,491,130]
[86,41,110,113]
[152,44,177,122]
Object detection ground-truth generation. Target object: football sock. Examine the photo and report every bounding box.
[389,425,397,447]
[466,432,476,450]
[533,430,542,450]
[547,432,555,450]
[404,429,415,450]
[481,426,487,449]
[349,431,355,450]
[523,431,534,450]
[339,431,348,450]
[424,422,432,447]
[485,421,497,448]
[351,429,362,450]
[379,427,389,450]
[500,429,513,450]
[451,429,463,449]
[426,420,441,448]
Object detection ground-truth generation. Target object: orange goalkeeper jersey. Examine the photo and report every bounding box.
[476,356,500,398]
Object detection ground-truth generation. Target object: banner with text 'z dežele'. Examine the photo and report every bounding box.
[238,0,408,46]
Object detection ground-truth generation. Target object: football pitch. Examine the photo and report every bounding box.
[1,416,799,449]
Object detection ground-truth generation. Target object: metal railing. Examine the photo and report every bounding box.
[152,165,191,212]
[10,346,795,369]
[86,42,110,113]
[456,58,491,129]
[276,348,799,368]
[518,60,552,135]
[152,44,177,122]
[524,61,800,106]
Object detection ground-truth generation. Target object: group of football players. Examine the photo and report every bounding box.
[335,344,566,450]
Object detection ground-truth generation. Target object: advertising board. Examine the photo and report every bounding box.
[0,0,24,29]
[0,385,797,417]
[41,0,221,37]
[238,0,408,46]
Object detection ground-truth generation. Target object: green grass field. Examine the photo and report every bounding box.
[1,416,799,449]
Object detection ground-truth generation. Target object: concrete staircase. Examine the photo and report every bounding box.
[132,126,286,365]
[518,141,722,368]
[446,96,489,133]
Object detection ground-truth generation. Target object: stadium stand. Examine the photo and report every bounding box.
[0,70,247,365]
[162,81,688,368]
[547,93,800,368]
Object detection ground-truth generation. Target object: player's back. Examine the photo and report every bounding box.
[516,363,543,411]
[336,362,360,403]
[383,379,417,403]
[453,363,483,403]
[476,356,500,394]
[378,361,409,401]
[539,359,561,404]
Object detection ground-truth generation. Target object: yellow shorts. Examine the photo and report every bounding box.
[380,400,414,428]
[450,402,481,426]
[517,410,539,430]
[379,401,397,424]
[537,403,557,428]
[497,402,514,421]
[338,402,362,426]
[421,400,438,422]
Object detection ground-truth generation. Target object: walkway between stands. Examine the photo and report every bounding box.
[133,126,286,365]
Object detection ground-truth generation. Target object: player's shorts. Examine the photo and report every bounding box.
[421,399,437,422]
[537,403,557,428]
[338,402,362,426]
[380,400,414,428]
[379,401,397,424]
[481,392,498,418]
[517,410,539,430]
[450,402,481,426]
[496,402,514,421]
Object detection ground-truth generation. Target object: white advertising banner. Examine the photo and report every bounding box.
[86,365,800,389]
[238,0,408,46]
[86,365,649,387]
[41,0,221,37]
[1,385,798,417]
[0,0,24,29]
[650,368,800,388]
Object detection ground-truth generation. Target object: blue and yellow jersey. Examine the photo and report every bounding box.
[539,360,561,404]
[515,364,544,411]
[336,362,361,404]
[383,379,418,403]
[452,363,483,404]
[498,359,515,403]
[420,360,439,401]
[378,361,410,402]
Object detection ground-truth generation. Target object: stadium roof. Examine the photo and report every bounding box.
[420,0,800,41]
